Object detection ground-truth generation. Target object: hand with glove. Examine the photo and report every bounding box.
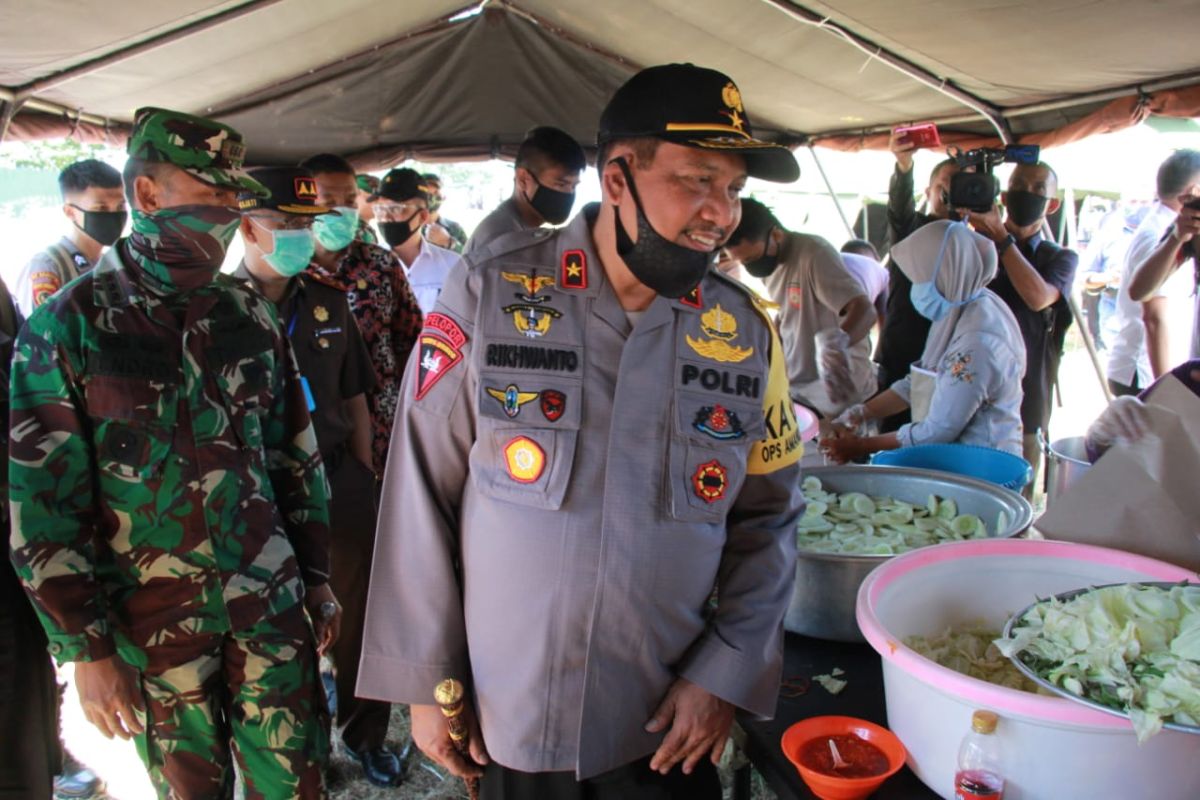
[1084,395,1152,457]
[831,403,868,436]
[816,328,855,407]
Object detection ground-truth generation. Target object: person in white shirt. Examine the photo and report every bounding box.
[1106,150,1200,395]
[373,168,460,314]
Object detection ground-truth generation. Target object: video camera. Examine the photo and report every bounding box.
[948,143,1041,213]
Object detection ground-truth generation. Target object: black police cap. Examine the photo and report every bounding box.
[238,167,330,215]
[377,168,431,203]
[597,63,799,183]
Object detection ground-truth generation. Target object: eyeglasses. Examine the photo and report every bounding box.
[374,202,425,221]
[246,213,315,230]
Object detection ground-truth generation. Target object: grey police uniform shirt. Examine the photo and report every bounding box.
[762,232,869,417]
[358,207,805,779]
[463,197,531,258]
[15,236,93,317]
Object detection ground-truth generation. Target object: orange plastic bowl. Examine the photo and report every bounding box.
[781,716,907,800]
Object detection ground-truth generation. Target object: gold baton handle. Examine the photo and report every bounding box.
[435,678,480,800]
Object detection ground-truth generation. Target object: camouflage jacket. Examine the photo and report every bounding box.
[8,242,331,664]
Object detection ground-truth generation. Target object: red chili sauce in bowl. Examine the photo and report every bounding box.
[797,734,890,779]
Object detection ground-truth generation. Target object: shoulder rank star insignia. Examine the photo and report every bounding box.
[685,303,753,363]
[486,384,539,418]
[501,271,555,302]
[313,305,330,322]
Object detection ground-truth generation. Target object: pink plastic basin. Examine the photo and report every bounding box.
[856,538,1199,799]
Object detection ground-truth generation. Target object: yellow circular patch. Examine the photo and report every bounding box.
[503,436,545,484]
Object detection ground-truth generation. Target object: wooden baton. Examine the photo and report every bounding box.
[434,678,480,800]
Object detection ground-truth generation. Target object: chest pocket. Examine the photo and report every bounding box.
[85,374,179,481]
[209,329,276,454]
[470,368,581,510]
[667,383,765,522]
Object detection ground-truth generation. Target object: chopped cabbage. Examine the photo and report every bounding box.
[797,476,989,555]
[996,582,1200,742]
[906,625,1041,693]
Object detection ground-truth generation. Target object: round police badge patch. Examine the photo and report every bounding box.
[504,436,546,483]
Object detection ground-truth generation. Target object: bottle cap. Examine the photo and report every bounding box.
[972,710,999,734]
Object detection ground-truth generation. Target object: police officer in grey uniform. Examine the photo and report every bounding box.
[232,167,404,787]
[359,64,805,800]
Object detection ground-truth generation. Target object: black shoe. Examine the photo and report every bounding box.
[353,746,403,788]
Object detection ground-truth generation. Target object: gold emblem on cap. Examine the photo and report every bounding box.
[314,305,329,322]
[686,304,753,363]
[722,82,743,113]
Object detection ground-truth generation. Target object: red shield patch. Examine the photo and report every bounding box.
[787,285,802,309]
[540,390,566,422]
[414,313,468,401]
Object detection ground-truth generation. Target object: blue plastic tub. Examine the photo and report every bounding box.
[870,443,1032,491]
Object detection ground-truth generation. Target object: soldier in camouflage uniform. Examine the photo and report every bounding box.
[354,174,380,245]
[8,107,339,800]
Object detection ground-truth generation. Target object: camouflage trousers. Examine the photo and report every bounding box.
[133,608,329,800]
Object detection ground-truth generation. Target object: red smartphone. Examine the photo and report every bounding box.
[893,122,941,149]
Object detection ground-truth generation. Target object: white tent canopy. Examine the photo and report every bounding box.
[3,1,1200,164]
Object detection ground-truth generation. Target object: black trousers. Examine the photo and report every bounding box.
[1108,375,1141,398]
[325,449,390,752]
[0,561,60,800]
[480,756,722,800]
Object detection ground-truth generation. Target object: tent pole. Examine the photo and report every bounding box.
[16,0,285,97]
[761,0,1012,142]
[807,145,855,240]
[0,98,26,143]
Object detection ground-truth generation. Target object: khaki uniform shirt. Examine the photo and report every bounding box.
[463,197,531,258]
[763,233,870,416]
[15,236,93,317]
[359,208,804,778]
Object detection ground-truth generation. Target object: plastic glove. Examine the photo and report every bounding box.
[1084,395,1151,452]
[816,328,855,406]
[831,403,867,435]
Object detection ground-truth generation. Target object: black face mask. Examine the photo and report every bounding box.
[611,157,716,299]
[71,205,127,247]
[743,226,780,278]
[1005,190,1049,228]
[525,174,575,225]
[379,212,422,248]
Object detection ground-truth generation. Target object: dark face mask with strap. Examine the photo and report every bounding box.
[70,205,127,247]
[743,225,781,278]
[611,157,716,299]
[524,172,575,225]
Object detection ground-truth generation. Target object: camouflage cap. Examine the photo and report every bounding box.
[127,107,270,198]
[356,174,381,198]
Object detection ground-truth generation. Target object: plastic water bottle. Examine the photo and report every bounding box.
[954,710,1005,799]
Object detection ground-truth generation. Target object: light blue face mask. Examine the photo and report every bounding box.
[312,206,359,251]
[909,221,984,322]
[257,225,316,278]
